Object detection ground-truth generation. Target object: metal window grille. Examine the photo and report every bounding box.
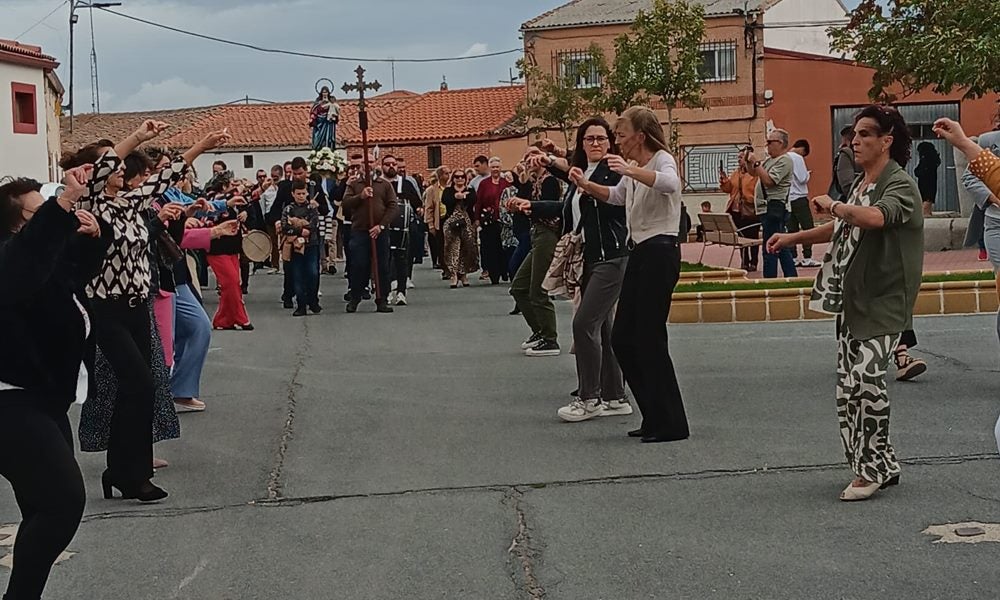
[427,146,442,169]
[698,41,737,83]
[554,50,602,89]
[681,144,744,192]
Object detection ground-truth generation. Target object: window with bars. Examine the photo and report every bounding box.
[682,144,744,192]
[556,51,602,89]
[427,145,442,169]
[699,41,737,83]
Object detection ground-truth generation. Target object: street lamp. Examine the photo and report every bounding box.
[68,0,121,132]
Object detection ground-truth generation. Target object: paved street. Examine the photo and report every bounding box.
[2,263,1000,600]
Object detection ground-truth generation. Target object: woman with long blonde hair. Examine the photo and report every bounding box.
[570,106,689,443]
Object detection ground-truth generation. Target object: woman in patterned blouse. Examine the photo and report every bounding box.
[78,120,229,503]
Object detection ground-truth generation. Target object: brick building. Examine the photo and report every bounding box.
[521,0,999,211]
[60,85,528,181]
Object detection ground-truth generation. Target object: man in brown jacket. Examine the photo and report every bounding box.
[343,173,399,312]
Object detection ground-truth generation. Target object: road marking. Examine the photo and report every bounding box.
[923,522,1000,544]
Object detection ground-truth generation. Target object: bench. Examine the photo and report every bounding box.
[697,212,763,268]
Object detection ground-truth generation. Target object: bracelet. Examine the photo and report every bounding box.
[830,201,842,218]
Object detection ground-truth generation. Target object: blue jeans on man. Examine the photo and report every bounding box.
[348,231,391,304]
[761,202,798,279]
[291,244,321,309]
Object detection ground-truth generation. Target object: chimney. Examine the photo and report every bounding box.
[440,76,448,91]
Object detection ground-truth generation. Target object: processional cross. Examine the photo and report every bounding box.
[342,66,384,300]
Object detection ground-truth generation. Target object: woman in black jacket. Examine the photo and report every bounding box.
[0,167,111,600]
[528,118,632,421]
[441,171,479,288]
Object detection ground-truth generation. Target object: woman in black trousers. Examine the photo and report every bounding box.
[74,120,228,502]
[571,106,690,443]
[0,167,110,600]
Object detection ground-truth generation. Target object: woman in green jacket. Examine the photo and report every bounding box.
[769,105,923,502]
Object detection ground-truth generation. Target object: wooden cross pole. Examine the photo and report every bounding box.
[342,66,384,303]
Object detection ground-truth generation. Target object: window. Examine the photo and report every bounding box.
[427,145,442,169]
[243,155,254,169]
[11,83,37,135]
[699,42,737,83]
[557,51,602,89]
[681,145,743,192]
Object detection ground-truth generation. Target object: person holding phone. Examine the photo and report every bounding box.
[719,149,760,271]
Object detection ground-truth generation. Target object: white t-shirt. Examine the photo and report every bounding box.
[788,151,810,199]
[606,150,682,244]
[572,162,600,241]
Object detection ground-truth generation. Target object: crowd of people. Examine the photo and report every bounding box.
[4,102,1000,599]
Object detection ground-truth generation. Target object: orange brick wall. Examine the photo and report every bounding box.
[764,50,1000,199]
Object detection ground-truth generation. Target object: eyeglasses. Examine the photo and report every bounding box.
[583,136,609,145]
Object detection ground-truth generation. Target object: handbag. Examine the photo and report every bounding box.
[542,218,586,298]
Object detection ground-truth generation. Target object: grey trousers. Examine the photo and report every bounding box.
[573,257,628,401]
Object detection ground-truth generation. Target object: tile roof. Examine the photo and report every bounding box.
[364,85,526,144]
[522,0,767,30]
[0,38,58,68]
[60,86,524,154]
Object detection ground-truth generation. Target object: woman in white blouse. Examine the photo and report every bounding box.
[570,106,690,443]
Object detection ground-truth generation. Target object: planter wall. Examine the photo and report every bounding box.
[669,277,998,324]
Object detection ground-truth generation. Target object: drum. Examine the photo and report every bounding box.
[242,230,272,262]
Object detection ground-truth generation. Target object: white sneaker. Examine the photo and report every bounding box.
[407,278,415,289]
[599,399,634,417]
[387,291,398,305]
[793,258,803,267]
[395,292,407,306]
[558,398,604,422]
[801,258,822,268]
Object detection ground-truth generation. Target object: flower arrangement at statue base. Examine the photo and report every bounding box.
[307,147,347,177]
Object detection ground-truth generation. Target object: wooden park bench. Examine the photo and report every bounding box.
[697,212,763,268]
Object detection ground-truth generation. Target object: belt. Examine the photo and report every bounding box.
[98,294,144,308]
[627,234,677,251]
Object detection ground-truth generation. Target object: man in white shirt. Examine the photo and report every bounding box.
[470,155,489,192]
[787,139,820,268]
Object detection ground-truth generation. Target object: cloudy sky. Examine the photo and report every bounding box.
[2,0,864,114]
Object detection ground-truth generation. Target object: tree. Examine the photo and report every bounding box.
[516,45,607,147]
[829,0,1000,101]
[599,0,708,153]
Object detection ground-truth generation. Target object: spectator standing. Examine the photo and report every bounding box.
[720,149,760,271]
[829,125,860,202]
[749,129,798,278]
[787,139,821,267]
[282,180,322,316]
[475,157,511,284]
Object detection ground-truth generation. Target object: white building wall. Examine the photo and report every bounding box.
[191,149,310,185]
[0,62,51,182]
[763,0,849,57]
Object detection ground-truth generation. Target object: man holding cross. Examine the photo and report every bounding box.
[343,172,398,312]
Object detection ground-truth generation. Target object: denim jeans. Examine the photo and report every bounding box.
[348,231,391,303]
[509,229,532,277]
[291,244,321,308]
[171,283,211,399]
[761,204,798,279]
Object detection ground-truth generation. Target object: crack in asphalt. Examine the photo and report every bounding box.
[265,319,310,501]
[75,452,1000,522]
[503,488,545,600]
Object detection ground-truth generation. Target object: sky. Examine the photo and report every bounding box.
[1,0,569,113]
[1,0,866,114]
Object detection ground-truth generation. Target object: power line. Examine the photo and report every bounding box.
[94,6,522,64]
[14,0,69,41]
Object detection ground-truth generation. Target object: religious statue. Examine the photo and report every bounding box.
[310,82,341,151]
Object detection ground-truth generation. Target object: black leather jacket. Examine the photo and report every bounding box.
[532,160,626,264]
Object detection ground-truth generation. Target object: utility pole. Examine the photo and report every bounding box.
[68,1,121,130]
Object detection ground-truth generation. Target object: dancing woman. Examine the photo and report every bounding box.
[568,107,688,443]
[528,118,631,422]
[79,120,228,503]
[441,171,479,288]
[770,105,923,501]
[0,167,110,600]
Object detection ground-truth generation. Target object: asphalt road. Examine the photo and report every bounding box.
[2,263,999,600]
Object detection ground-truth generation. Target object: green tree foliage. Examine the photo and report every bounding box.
[600,0,708,152]
[829,0,1000,101]
[516,44,607,146]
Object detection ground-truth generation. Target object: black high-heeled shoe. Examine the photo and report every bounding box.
[880,475,900,490]
[102,470,168,503]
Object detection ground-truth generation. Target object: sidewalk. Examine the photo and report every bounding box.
[683,242,989,279]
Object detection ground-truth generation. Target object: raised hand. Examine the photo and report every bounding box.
[199,128,232,151]
[135,120,170,142]
[932,118,966,144]
[605,154,630,175]
[59,164,94,207]
[158,203,186,222]
[212,220,240,238]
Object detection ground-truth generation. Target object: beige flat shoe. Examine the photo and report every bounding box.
[153,458,169,469]
[839,480,880,502]
[174,398,206,413]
